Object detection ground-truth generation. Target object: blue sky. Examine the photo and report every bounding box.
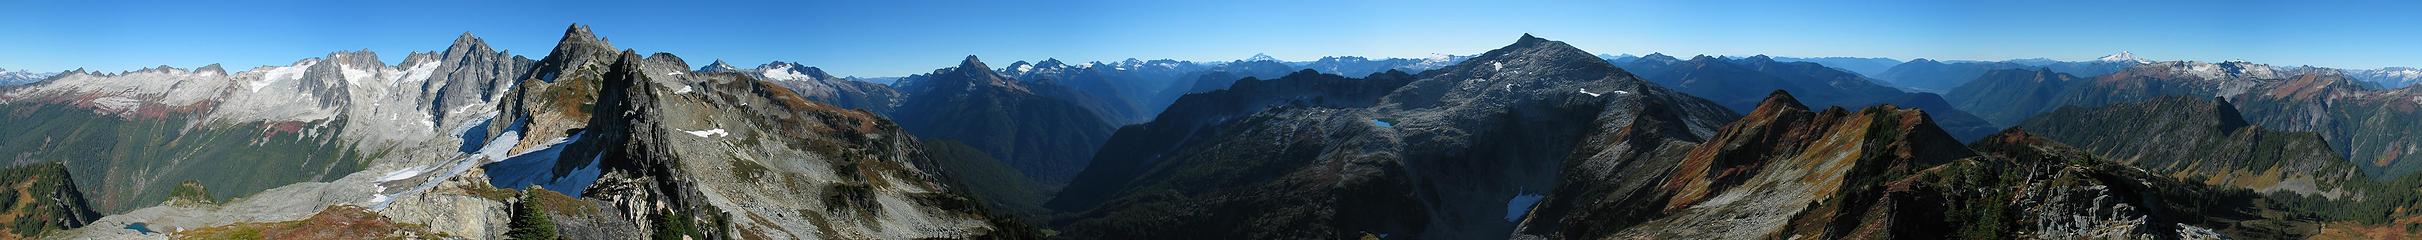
[4,0,2420,77]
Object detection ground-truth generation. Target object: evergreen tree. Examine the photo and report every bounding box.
[506,191,559,240]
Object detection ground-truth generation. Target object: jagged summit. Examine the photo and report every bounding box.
[896,55,1028,94]
[540,24,617,63]
[959,55,990,70]
[561,24,598,44]
[699,59,739,72]
[449,32,487,49]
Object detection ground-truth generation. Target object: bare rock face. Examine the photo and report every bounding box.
[421,32,534,131]
[488,24,624,155]
[1559,90,1970,239]
[566,50,1014,239]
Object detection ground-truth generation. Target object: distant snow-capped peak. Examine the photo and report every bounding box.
[1245,53,1279,62]
[755,61,823,81]
[2344,67,2422,87]
[2099,51,2150,63]
[0,67,63,86]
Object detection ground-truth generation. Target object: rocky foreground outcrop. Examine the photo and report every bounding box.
[1515,91,2318,239]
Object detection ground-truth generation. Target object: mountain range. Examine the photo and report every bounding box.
[12,24,2422,239]
[0,68,58,87]
[2,25,1022,239]
[1612,54,1999,141]
[1951,59,2422,176]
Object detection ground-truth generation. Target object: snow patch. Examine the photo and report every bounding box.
[253,61,317,92]
[676,86,693,94]
[761,66,810,81]
[89,96,141,112]
[339,64,376,86]
[477,132,524,163]
[685,128,729,138]
[1579,88,1601,97]
[400,62,440,83]
[1506,193,1545,222]
[376,166,432,182]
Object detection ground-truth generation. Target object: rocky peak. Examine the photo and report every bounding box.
[1382,34,1638,109]
[644,52,687,68]
[1036,58,1067,68]
[1637,52,1680,63]
[559,24,602,47]
[1515,33,1546,45]
[324,49,385,68]
[958,55,990,71]
[905,55,1027,93]
[138,65,183,74]
[536,24,619,70]
[420,28,532,129]
[1471,34,1618,75]
[1751,89,1810,114]
[698,59,739,73]
[1742,54,1775,63]
[196,64,227,75]
[448,32,490,52]
[1645,89,1973,237]
[1686,54,1723,63]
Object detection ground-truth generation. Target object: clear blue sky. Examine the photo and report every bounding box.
[5,0,2420,77]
